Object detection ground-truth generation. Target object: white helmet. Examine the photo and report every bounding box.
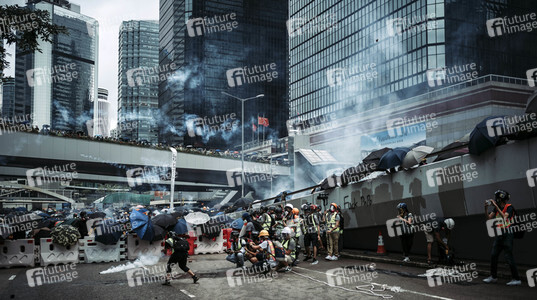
[282,227,293,236]
[285,204,293,209]
[444,218,455,230]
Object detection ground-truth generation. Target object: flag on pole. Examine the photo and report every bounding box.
[252,123,257,132]
[258,116,269,127]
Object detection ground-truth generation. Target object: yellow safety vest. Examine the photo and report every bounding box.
[282,239,296,259]
[327,212,340,233]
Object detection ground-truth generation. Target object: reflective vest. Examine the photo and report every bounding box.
[262,213,272,230]
[327,212,340,233]
[266,240,276,261]
[288,217,302,237]
[282,239,296,259]
[232,238,242,251]
[495,204,513,228]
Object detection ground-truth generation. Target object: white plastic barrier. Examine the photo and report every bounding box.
[195,230,225,254]
[39,238,79,267]
[126,234,163,260]
[78,237,126,263]
[0,239,36,268]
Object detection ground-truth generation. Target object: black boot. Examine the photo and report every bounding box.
[192,275,199,284]
[162,280,171,286]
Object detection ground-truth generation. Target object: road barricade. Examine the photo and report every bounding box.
[78,237,126,263]
[39,238,79,267]
[195,230,225,254]
[126,234,163,260]
[0,239,35,268]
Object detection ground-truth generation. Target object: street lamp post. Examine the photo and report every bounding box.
[221,91,264,198]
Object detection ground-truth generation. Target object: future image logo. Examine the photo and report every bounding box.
[527,168,537,187]
[526,68,537,87]
[426,163,478,187]
[186,14,238,37]
[26,264,78,287]
[326,264,377,286]
[226,266,275,287]
[226,63,278,87]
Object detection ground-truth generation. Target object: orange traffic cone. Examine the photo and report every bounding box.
[376,231,387,255]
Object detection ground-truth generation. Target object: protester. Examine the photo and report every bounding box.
[225,230,246,268]
[274,227,296,272]
[162,231,199,286]
[325,203,341,261]
[423,217,454,265]
[302,204,320,265]
[483,190,521,286]
[248,230,278,269]
[396,203,414,262]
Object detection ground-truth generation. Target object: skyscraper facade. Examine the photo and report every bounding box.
[288,0,536,125]
[1,77,15,118]
[14,0,98,132]
[96,87,109,137]
[158,0,289,148]
[118,20,159,144]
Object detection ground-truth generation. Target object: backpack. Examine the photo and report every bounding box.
[339,213,345,231]
[173,236,190,252]
[251,220,264,232]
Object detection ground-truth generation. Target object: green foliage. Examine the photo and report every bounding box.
[0,5,68,77]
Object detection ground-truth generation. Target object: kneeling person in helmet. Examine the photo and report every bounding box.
[274,227,296,272]
[249,230,278,269]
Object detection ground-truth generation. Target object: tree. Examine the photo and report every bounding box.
[0,4,68,78]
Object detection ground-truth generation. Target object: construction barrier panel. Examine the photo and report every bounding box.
[39,238,79,267]
[126,234,163,260]
[222,228,233,250]
[78,237,126,263]
[0,239,35,268]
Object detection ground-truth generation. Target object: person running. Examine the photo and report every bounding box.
[325,203,341,261]
[162,231,199,286]
[483,190,521,286]
[303,204,321,265]
[396,203,414,262]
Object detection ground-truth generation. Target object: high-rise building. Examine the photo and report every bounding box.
[118,20,159,144]
[14,0,98,132]
[96,87,110,137]
[288,0,537,160]
[1,77,15,118]
[158,0,289,148]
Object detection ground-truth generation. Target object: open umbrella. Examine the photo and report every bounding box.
[434,142,469,162]
[468,116,505,155]
[401,146,434,169]
[362,147,391,166]
[93,219,124,245]
[378,147,411,170]
[88,212,106,219]
[152,214,177,230]
[200,215,234,239]
[230,218,244,230]
[184,212,210,225]
[173,219,189,235]
[232,198,253,209]
[51,225,81,247]
[526,91,537,114]
[129,209,154,241]
[152,224,166,241]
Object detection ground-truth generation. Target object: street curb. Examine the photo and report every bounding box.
[339,251,519,280]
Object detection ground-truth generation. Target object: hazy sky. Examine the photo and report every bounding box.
[3,0,160,130]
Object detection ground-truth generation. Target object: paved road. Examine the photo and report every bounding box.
[0,254,534,300]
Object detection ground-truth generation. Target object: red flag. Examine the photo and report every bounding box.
[258,117,269,127]
[252,123,257,131]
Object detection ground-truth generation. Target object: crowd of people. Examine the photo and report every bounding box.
[223,202,344,274]
[11,124,289,165]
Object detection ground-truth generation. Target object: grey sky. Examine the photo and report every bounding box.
[3,0,159,130]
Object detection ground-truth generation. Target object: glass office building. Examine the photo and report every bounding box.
[14,0,98,132]
[118,20,159,144]
[159,0,288,148]
[1,78,15,118]
[288,0,537,125]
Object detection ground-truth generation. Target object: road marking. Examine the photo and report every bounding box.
[294,266,454,300]
[180,289,195,298]
[8,275,16,280]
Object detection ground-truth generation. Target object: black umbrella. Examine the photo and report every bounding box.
[200,214,234,239]
[232,198,253,209]
[434,142,469,162]
[152,224,166,241]
[378,147,411,170]
[88,212,106,219]
[468,116,505,155]
[362,147,391,166]
[152,214,177,231]
[94,220,123,245]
